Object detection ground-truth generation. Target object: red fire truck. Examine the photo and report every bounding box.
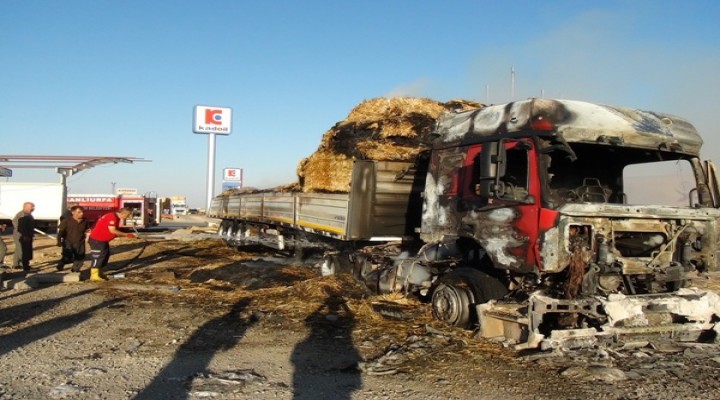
[67,193,160,228]
[118,194,160,228]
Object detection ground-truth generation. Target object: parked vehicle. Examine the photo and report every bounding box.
[0,182,64,231]
[68,193,159,228]
[209,98,720,349]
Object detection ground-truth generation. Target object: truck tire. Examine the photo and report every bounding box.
[431,268,508,329]
[218,220,233,243]
[320,254,337,277]
[320,253,352,277]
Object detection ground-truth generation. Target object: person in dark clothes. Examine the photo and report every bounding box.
[57,205,90,272]
[59,202,79,222]
[0,223,8,268]
[13,202,35,271]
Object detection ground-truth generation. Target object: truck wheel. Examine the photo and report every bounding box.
[351,254,373,280]
[320,253,351,277]
[228,221,239,238]
[321,254,338,277]
[431,277,474,328]
[431,268,508,329]
[217,220,232,240]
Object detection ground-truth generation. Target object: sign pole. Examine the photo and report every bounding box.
[206,133,216,211]
[193,104,232,212]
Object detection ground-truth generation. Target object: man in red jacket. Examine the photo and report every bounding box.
[88,208,136,281]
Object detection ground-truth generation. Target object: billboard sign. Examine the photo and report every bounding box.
[193,105,232,135]
[223,168,242,181]
[0,167,11,177]
[222,182,241,191]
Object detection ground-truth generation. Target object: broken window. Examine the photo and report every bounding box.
[468,140,530,202]
[543,141,698,208]
[499,142,530,201]
[623,160,696,206]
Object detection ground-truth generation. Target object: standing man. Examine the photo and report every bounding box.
[57,205,90,272]
[0,223,7,268]
[12,202,35,271]
[88,207,136,281]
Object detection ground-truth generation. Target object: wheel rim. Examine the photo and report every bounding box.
[431,283,473,327]
[320,256,335,277]
[217,221,227,236]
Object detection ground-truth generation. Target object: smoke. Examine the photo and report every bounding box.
[385,78,433,98]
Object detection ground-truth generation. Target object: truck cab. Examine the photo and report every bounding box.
[421,99,720,346]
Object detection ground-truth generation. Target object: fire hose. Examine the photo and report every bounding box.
[111,225,151,272]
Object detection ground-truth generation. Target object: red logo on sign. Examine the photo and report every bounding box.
[227,170,236,177]
[205,109,223,125]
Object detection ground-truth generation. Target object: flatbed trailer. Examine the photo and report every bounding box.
[208,160,425,249]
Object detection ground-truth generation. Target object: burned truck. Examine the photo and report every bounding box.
[209,98,720,349]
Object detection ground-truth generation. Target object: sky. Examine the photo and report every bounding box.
[1,0,719,209]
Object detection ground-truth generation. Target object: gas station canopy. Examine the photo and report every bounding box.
[0,155,148,177]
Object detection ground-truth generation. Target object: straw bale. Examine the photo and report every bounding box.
[344,97,448,124]
[297,150,354,193]
[356,140,425,161]
[299,97,483,193]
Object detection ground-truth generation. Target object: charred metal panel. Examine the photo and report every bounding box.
[540,203,720,273]
[462,208,528,271]
[420,148,466,243]
[433,98,702,156]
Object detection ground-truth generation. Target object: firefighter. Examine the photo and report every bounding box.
[88,207,136,281]
[56,205,90,272]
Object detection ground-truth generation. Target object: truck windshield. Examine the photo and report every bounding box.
[543,141,698,208]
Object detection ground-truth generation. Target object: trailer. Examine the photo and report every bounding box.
[209,161,424,249]
[0,182,64,231]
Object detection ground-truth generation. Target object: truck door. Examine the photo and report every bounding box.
[706,160,720,208]
[460,139,541,273]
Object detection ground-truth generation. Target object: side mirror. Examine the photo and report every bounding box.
[476,141,507,197]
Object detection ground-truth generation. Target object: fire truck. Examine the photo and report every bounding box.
[67,193,159,228]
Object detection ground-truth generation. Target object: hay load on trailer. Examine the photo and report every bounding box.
[297,97,483,192]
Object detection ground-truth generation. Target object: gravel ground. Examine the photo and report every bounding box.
[1,233,720,399]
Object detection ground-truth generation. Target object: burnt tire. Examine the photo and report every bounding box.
[320,254,337,277]
[320,253,352,277]
[217,220,232,236]
[431,268,508,329]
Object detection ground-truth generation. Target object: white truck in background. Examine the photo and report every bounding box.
[170,196,187,218]
[0,182,64,231]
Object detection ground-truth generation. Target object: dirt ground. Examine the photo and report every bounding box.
[2,228,720,400]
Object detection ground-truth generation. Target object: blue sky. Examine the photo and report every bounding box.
[1,1,719,208]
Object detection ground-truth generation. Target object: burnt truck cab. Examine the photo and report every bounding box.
[422,98,720,348]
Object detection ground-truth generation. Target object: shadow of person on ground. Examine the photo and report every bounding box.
[0,287,95,330]
[133,297,255,400]
[0,291,122,358]
[291,288,362,400]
